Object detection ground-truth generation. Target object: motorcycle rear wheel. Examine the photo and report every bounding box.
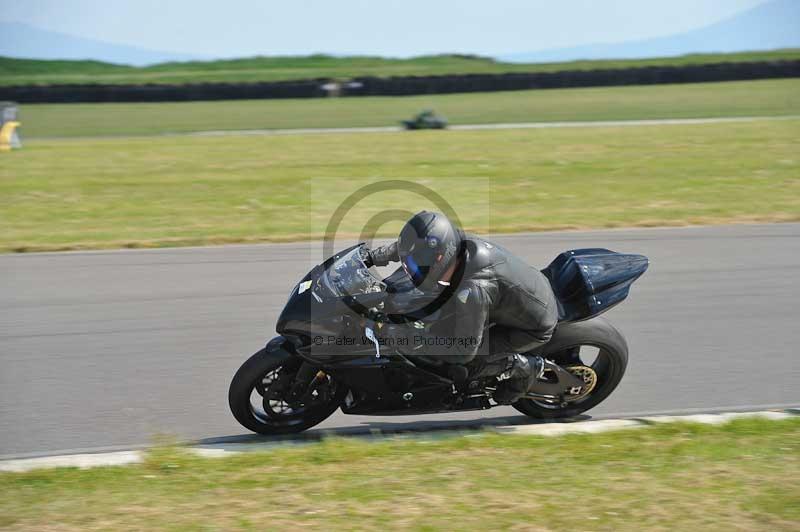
[229,347,346,435]
[513,317,628,419]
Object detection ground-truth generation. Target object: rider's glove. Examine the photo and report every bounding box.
[366,241,399,267]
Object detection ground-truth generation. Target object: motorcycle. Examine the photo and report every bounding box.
[401,110,448,130]
[229,243,648,435]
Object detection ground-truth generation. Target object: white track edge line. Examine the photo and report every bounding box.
[1,408,797,473]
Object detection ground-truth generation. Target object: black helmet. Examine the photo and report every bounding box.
[398,211,463,290]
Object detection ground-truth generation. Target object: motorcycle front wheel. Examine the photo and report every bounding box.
[513,317,628,419]
[228,347,346,435]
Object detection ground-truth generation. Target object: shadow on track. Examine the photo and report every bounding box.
[197,414,592,447]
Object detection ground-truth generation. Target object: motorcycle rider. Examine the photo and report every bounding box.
[366,211,558,404]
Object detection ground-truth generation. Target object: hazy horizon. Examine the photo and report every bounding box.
[0,0,782,65]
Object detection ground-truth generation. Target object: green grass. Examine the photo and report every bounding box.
[2,49,800,86]
[15,78,800,138]
[1,118,798,252]
[1,418,798,530]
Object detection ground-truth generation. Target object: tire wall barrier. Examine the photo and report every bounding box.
[1,79,328,104]
[347,60,800,96]
[3,60,799,104]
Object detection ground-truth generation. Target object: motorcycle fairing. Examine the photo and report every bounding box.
[543,248,649,322]
[331,357,469,415]
[276,244,379,355]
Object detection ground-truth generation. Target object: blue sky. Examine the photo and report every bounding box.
[0,0,770,58]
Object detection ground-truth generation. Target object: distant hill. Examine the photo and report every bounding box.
[2,49,799,87]
[0,22,198,66]
[503,0,800,63]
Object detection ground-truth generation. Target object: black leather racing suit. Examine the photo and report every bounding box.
[370,234,559,365]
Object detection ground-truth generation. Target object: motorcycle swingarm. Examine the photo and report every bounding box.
[526,359,585,396]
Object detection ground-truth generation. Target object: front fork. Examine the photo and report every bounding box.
[283,362,331,406]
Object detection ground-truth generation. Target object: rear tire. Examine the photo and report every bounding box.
[513,316,628,419]
[229,347,345,435]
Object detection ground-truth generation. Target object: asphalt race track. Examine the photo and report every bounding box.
[2,224,799,457]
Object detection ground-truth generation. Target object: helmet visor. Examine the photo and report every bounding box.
[401,253,428,285]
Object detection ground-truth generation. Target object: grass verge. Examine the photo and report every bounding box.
[15,78,800,138]
[1,417,798,530]
[1,118,798,253]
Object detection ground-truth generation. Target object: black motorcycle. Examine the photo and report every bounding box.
[401,109,448,130]
[229,243,648,434]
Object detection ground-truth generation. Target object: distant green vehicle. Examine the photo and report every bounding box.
[402,109,447,130]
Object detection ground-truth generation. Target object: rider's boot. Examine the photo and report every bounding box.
[493,354,544,405]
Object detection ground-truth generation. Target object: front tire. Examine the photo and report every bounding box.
[513,317,628,419]
[229,346,345,435]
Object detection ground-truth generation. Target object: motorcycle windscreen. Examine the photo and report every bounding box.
[323,245,385,298]
[543,248,649,322]
[277,244,387,344]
